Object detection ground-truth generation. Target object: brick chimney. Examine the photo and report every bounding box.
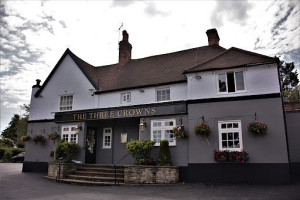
[206,28,220,46]
[119,30,132,65]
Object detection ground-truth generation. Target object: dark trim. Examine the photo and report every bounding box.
[34,48,97,97]
[187,93,281,104]
[187,163,290,184]
[28,119,54,123]
[22,161,48,173]
[94,80,187,94]
[185,61,277,74]
[276,61,291,164]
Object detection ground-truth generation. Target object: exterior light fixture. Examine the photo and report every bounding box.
[75,125,82,134]
[195,75,202,80]
[139,119,147,132]
[139,89,144,93]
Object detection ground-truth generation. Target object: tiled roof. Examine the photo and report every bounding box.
[70,45,226,92]
[185,47,277,73]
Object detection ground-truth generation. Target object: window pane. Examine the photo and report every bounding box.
[222,133,227,140]
[235,71,245,91]
[228,133,233,140]
[227,72,235,92]
[227,123,232,128]
[221,124,226,129]
[233,123,239,128]
[218,74,227,92]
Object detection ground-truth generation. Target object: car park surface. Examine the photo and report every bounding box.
[0,163,300,200]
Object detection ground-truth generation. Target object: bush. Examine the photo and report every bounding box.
[0,138,15,148]
[157,140,172,166]
[3,150,13,162]
[0,148,24,159]
[126,140,156,165]
[55,140,80,163]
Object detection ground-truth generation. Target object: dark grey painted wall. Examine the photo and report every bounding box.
[188,97,288,164]
[26,122,86,163]
[140,115,189,166]
[286,111,300,163]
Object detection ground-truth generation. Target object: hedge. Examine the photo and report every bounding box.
[0,148,24,159]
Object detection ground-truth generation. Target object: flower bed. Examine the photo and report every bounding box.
[214,150,249,163]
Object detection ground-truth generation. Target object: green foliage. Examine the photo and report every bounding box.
[126,140,156,165]
[1,114,20,142]
[247,121,268,134]
[3,150,12,162]
[157,140,172,166]
[47,132,60,144]
[0,138,15,148]
[33,135,46,144]
[284,86,300,103]
[171,125,188,139]
[277,58,299,92]
[55,140,80,163]
[194,121,211,135]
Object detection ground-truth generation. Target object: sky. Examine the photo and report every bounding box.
[0,0,299,132]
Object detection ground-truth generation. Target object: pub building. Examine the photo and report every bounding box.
[24,29,289,183]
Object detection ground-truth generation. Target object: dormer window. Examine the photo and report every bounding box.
[121,92,131,104]
[218,71,245,93]
[59,95,73,111]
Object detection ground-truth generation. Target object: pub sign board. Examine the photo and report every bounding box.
[55,102,187,122]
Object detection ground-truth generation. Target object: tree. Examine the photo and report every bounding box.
[277,58,299,92]
[1,104,30,143]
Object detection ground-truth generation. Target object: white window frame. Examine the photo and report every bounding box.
[120,92,131,104]
[216,70,246,94]
[151,119,176,146]
[218,120,243,151]
[59,95,73,111]
[61,125,78,143]
[103,128,112,149]
[156,87,170,102]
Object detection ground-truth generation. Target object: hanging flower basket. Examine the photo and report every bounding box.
[214,150,249,163]
[33,134,46,144]
[21,135,31,142]
[47,132,60,143]
[171,125,188,139]
[194,121,211,136]
[247,121,268,135]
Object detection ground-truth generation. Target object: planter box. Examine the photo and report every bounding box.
[48,162,78,179]
[124,165,179,184]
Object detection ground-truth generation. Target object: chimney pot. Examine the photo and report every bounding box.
[206,28,220,46]
[32,79,41,88]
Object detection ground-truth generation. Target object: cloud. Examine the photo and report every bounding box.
[111,0,141,7]
[144,2,169,17]
[211,0,253,27]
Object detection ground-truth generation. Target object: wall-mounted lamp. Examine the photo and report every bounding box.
[195,75,202,80]
[139,89,144,93]
[139,119,147,132]
[75,125,82,134]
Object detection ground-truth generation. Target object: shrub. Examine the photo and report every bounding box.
[157,140,172,166]
[126,140,156,165]
[0,148,6,159]
[0,138,15,148]
[55,140,80,163]
[16,141,24,148]
[21,135,31,142]
[194,121,211,136]
[3,150,13,162]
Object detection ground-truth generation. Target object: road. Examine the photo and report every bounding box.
[0,163,300,200]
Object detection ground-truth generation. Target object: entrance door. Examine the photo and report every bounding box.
[85,128,97,164]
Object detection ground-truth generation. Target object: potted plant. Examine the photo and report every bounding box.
[171,125,188,139]
[47,132,60,143]
[33,134,46,144]
[21,135,31,142]
[194,121,211,136]
[247,121,268,134]
[214,150,249,163]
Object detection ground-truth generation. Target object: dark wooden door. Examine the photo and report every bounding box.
[85,128,97,164]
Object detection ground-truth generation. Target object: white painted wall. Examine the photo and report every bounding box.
[97,83,188,108]
[29,55,96,120]
[187,64,280,100]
